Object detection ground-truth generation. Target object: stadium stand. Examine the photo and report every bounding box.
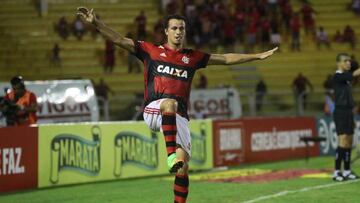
[0,0,359,119]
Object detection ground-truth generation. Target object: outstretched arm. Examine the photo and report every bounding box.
[353,68,360,77]
[76,7,135,53]
[208,47,278,65]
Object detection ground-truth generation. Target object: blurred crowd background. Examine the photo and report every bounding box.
[1,0,360,121]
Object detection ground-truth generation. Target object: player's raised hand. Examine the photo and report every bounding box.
[258,47,278,59]
[77,7,96,24]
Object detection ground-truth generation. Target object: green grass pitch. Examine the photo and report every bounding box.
[1,156,360,203]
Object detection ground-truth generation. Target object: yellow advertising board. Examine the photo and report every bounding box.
[188,120,213,170]
[38,120,213,187]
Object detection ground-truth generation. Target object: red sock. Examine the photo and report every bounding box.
[174,174,189,203]
[162,112,177,156]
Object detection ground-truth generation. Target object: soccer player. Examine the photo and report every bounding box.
[77,7,277,202]
[332,53,360,182]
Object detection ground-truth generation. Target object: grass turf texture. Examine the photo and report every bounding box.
[1,156,360,203]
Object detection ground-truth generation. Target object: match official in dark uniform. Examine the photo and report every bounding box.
[332,53,360,181]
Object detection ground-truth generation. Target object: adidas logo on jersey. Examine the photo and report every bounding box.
[157,65,188,78]
[160,52,167,57]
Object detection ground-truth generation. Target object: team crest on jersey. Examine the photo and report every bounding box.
[182,56,190,64]
[157,65,188,78]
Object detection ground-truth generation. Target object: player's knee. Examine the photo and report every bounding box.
[338,135,347,148]
[338,134,353,148]
[177,163,189,175]
[345,136,353,148]
[160,99,177,113]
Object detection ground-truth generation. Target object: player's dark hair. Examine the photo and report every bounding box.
[336,53,350,62]
[10,76,25,89]
[163,14,187,29]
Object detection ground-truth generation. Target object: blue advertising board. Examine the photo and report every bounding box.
[317,116,360,155]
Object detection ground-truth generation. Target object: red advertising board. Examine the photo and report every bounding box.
[213,117,319,166]
[0,126,38,193]
[213,120,245,167]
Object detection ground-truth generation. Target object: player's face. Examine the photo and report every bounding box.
[338,56,351,71]
[12,84,25,97]
[165,19,186,46]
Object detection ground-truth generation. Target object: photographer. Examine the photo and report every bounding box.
[0,76,38,126]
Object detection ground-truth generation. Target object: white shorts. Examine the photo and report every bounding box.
[143,99,191,156]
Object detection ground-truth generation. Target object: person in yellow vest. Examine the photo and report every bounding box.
[3,76,38,126]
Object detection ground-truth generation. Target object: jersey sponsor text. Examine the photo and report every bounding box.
[157,65,188,78]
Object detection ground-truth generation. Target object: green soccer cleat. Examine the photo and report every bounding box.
[167,153,184,173]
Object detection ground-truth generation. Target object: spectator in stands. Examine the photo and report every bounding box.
[316,26,331,50]
[50,43,61,67]
[343,25,356,49]
[323,74,333,91]
[153,19,166,45]
[33,0,48,17]
[255,79,267,111]
[323,73,334,115]
[209,20,221,52]
[333,30,343,43]
[196,73,208,89]
[280,0,293,36]
[104,39,116,73]
[245,18,258,53]
[292,72,313,111]
[55,16,70,40]
[234,7,246,43]
[300,2,317,35]
[351,0,360,15]
[222,16,236,52]
[2,76,38,126]
[267,0,278,14]
[94,78,114,118]
[185,9,200,47]
[290,13,301,51]
[184,0,196,18]
[323,75,335,116]
[126,33,142,73]
[270,15,281,51]
[165,0,179,15]
[73,15,85,40]
[135,10,147,40]
[260,17,271,50]
[94,78,114,101]
[199,15,212,48]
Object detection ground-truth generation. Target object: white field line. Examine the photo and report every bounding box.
[242,179,360,203]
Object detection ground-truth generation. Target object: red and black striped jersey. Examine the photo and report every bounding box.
[133,41,210,119]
